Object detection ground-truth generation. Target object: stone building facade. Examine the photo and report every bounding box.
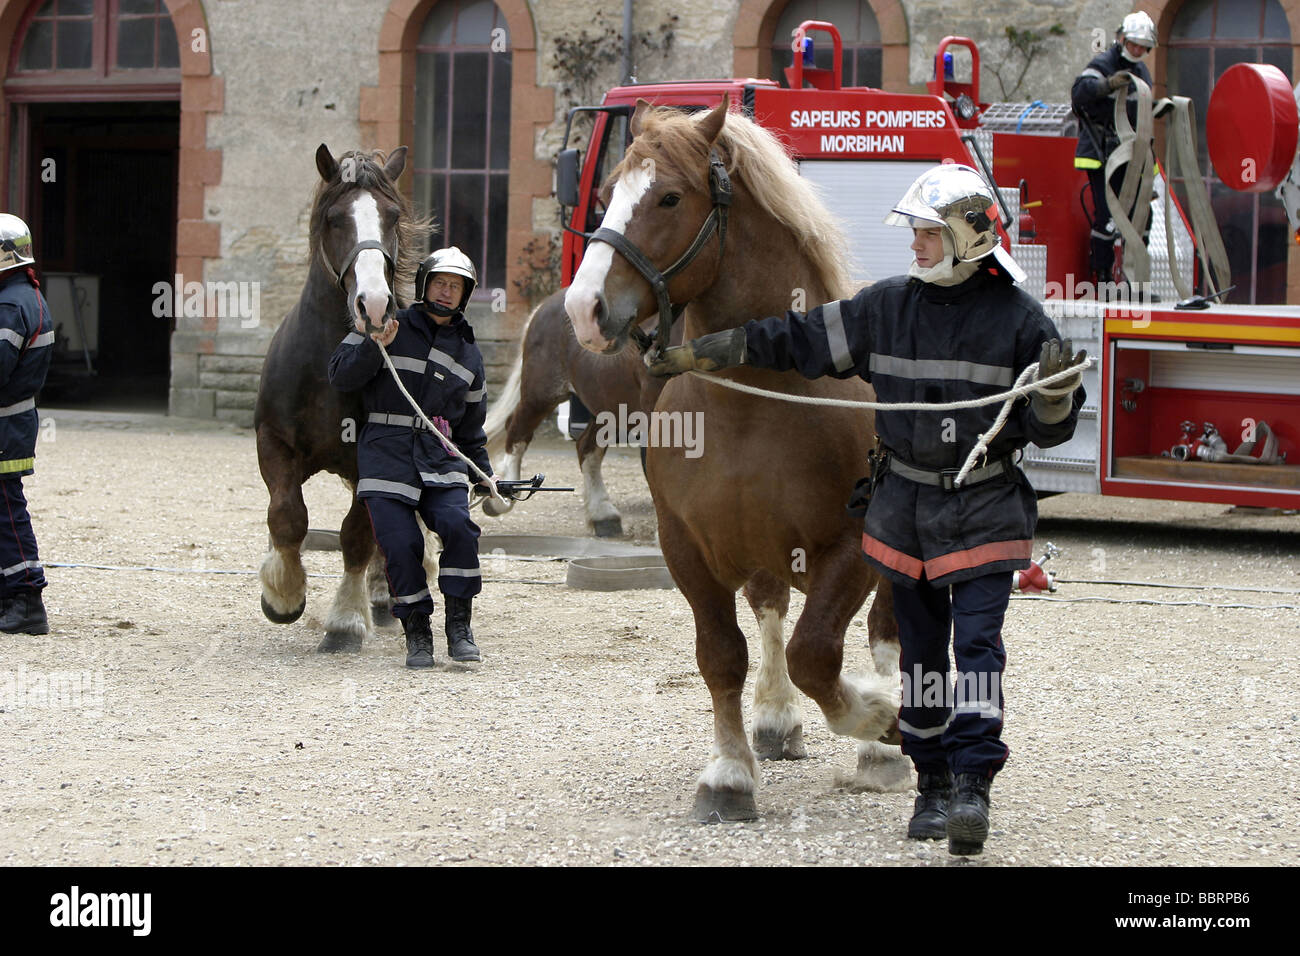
[0,0,1296,424]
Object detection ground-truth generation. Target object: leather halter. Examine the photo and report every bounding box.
[581,149,732,356]
[322,238,396,290]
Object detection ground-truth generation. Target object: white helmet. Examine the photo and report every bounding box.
[416,245,477,310]
[1120,11,1157,50]
[0,214,35,273]
[883,164,1025,281]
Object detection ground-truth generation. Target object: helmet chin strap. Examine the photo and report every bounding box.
[426,301,457,318]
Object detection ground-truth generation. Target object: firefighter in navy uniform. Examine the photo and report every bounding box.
[0,214,53,635]
[328,247,493,669]
[647,165,1085,855]
[1072,11,1164,286]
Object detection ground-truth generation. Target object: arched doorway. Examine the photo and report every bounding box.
[6,0,180,407]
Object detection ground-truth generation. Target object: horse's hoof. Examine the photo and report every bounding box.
[482,498,513,517]
[693,786,758,823]
[370,602,397,626]
[317,630,363,653]
[753,725,807,761]
[261,594,305,625]
[591,517,623,538]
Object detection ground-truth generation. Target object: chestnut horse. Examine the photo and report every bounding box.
[484,287,668,536]
[566,99,905,821]
[255,145,430,652]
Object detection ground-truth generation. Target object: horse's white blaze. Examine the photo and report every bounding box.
[324,568,371,638]
[825,671,900,741]
[752,608,801,739]
[580,447,620,525]
[350,193,391,328]
[565,163,654,351]
[260,546,306,614]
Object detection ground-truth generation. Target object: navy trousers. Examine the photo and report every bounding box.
[893,571,1010,779]
[366,487,481,619]
[0,477,45,596]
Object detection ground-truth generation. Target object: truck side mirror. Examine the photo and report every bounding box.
[555,149,581,208]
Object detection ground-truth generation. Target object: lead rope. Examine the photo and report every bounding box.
[687,357,1091,488]
[372,337,509,510]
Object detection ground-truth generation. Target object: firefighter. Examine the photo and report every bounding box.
[646,164,1085,855]
[1072,10,1165,287]
[328,246,494,668]
[0,214,53,635]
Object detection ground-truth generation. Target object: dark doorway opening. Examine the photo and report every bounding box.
[23,100,178,410]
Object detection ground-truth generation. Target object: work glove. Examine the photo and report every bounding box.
[1032,338,1087,424]
[645,327,747,377]
[1106,71,1132,92]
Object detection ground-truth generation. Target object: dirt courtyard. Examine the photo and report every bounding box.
[2,409,1296,866]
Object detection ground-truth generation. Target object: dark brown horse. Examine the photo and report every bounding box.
[483,287,668,536]
[254,144,430,652]
[565,99,905,821]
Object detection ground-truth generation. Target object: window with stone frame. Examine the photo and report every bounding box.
[1166,0,1291,303]
[413,0,511,297]
[769,0,883,88]
[13,0,179,77]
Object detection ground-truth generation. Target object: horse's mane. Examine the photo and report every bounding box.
[622,108,852,300]
[308,149,433,304]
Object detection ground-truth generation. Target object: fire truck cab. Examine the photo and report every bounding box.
[554,22,1299,511]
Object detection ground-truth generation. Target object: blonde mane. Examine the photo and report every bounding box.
[622,107,852,301]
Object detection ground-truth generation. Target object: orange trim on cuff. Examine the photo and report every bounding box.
[924,539,1033,580]
[862,532,924,579]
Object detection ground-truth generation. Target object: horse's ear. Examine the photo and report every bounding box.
[695,95,729,145]
[630,98,654,138]
[316,144,339,182]
[384,146,408,181]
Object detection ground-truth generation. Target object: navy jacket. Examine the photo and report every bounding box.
[1072,44,1153,166]
[328,307,491,504]
[744,266,1083,587]
[0,270,53,478]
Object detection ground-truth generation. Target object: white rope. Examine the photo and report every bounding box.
[374,338,509,509]
[687,357,1092,487]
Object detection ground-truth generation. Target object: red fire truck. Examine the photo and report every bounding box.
[554,21,1299,510]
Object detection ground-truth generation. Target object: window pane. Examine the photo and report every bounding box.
[1256,192,1288,302]
[117,18,156,69]
[120,0,159,13]
[428,172,448,250]
[36,0,54,14]
[456,0,498,44]
[58,0,93,15]
[158,16,179,68]
[415,50,437,166]
[447,172,486,272]
[487,172,508,287]
[56,19,93,69]
[822,0,867,42]
[450,51,488,169]
[1211,182,1256,300]
[1172,0,1215,39]
[19,21,54,70]
[419,1,456,46]
[489,53,511,169]
[1214,0,1264,39]
[1262,44,1291,80]
[1263,0,1289,39]
[858,47,882,87]
[432,51,450,169]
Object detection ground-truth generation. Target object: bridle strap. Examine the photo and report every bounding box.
[583,147,732,355]
[323,238,396,290]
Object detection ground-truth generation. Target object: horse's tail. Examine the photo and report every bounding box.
[484,298,542,458]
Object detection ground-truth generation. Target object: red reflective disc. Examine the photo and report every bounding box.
[1207,62,1298,193]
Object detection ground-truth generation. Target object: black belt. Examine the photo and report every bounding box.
[885,454,1014,492]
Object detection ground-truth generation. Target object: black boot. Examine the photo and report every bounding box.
[444,596,480,662]
[947,772,992,856]
[907,769,951,840]
[0,589,48,635]
[402,611,435,669]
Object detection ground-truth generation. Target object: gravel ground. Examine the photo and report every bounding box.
[1,409,1297,867]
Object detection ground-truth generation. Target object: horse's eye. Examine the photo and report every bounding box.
[660,194,681,208]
